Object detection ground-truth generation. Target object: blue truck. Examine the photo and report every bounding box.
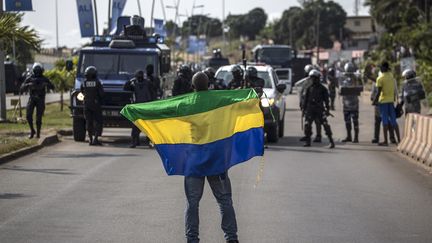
[70,26,171,141]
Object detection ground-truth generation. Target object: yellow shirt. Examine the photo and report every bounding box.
[376,72,395,103]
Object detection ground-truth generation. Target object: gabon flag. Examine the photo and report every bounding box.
[120,89,264,177]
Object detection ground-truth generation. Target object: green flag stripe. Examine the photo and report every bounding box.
[121,89,258,121]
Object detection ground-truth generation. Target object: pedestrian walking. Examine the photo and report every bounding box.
[81,66,104,146]
[20,63,55,138]
[184,72,239,243]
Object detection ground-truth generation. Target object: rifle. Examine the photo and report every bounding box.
[241,46,247,89]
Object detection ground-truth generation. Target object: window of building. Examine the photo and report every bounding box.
[354,20,361,26]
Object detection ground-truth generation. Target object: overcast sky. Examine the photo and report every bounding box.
[19,0,369,48]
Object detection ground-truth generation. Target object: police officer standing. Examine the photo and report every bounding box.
[146,64,162,99]
[20,63,55,138]
[297,64,322,143]
[327,67,338,111]
[81,66,104,146]
[172,65,193,96]
[399,69,426,115]
[340,63,362,143]
[124,70,155,148]
[302,70,335,148]
[227,65,244,90]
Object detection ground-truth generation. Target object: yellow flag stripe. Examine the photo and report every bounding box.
[134,98,264,145]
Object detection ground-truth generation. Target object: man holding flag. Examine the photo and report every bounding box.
[184,72,239,243]
[121,71,265,242]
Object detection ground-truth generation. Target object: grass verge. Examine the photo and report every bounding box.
[0,102,71,156]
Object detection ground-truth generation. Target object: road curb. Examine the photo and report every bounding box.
[0,132,63,165]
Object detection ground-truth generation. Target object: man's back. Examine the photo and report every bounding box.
[376,72,395,103]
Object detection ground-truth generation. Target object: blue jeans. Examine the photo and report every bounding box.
[184,172,238,243]
[379,103,397,126]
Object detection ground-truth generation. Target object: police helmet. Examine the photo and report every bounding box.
[204,67,215,79]
[344,62,356,73]
[146,64,154,75]
[179,64,192,76]
[402,69,416,80]
[32,62,44,76]
[231,65,244,78]
[247,66,258,78]
[135,70,144,79]
[309,69,321,78]
[328,67,335,77]
[304,64,314,75]
[84,66,98,80]
[131,15,144,27]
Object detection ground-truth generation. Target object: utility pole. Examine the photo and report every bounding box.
[222,0,225,47]
[0,0,6,121]
[137,0,142,17]
[289,16,293,47]
[108,0,112,32]
[354,0,359,16]
[160,0,167,23]
[93,0,99,35]
[150,0,156,32]
[55,0,59,55]
[316,6,320,65]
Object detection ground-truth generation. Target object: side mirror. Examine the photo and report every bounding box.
[65,59,74,72]
[276,83,286,93]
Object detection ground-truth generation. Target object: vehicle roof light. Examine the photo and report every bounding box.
[109,40,135,48]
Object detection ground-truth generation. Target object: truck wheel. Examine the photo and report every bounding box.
[73,117,86,142]
[279,115,285,138]
[267,123,279,143]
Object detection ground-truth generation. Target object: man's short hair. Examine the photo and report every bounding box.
[192,72,209,91]
[380,61,390,72]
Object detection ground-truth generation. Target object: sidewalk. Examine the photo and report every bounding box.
[6,93,69,110]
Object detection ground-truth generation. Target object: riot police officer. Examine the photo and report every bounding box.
[172,65,193,96]
[245,66,265,93]
[80,66,104,146]
[340,63,362,143]
[399,69,425,114]
[124,70,155,148]
[227,65,244,90]
[146,64,162,99]
[302,70,335,148]
[327,67,338,110]
[297,64,322,142]
[204,67,226,90]
[20,63,55,138]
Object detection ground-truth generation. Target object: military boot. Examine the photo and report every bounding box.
[313,136,322,143]
[328,136,335,149]
[353,129,359,143]
[36,124,41,139]
[88,135,93,146]
[342,128,352,142]
[93,136,102,146]
[28,123,36,139]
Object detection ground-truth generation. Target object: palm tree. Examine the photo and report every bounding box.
[0,13,40,50]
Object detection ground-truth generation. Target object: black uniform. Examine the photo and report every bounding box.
[302,81,334,147]
[172,74,193,96]
[20,74,55,138]
[80,78,104,140]
[124,76,155,147]
[227,78,243,90]
[327,75,338,110]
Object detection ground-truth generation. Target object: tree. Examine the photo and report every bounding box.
[44,58,76,111]
[0,13,40,50]
[181,15,222,37]
[242,8,267,40]
[273,1,347,49]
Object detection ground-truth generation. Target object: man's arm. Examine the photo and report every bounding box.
[322,86,330,111]
[20,77,31,92]
[45,78,55,92]
[123,80,134,91]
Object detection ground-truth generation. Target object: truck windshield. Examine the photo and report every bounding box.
[80,53,157,76]
[260,48,292,60]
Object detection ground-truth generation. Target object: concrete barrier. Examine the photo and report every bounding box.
[397,113,432,168]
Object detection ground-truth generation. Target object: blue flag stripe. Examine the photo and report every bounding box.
[155,128,264,176]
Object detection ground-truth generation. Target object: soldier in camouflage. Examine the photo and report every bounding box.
[399,69,426,115]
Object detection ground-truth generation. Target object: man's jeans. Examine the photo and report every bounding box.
[184,173,238,243]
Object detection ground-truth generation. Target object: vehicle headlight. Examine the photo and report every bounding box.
[77,92,85,101]
[261,98,275,107]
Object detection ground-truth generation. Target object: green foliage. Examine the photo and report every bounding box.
[0,13,41,50]
[181,15,222,37]
[273,1,347,49]
[225,8,268,40]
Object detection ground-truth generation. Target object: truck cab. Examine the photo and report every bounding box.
[70,33,170,141]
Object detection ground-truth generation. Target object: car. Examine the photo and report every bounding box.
[215,64,287,142]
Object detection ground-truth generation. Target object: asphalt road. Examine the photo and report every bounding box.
[1,93,432,243]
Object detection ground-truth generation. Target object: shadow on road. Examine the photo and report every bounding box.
[2,166,76,175]
[0,193,31,200]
